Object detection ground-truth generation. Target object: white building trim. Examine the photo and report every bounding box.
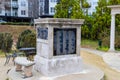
[108,5,120,52]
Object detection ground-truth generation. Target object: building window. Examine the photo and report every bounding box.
[40,0,44,2]
[0,9,2,14]
[93,2,97,5]
[50,7,55,13]
[21,1,26,6]
[21,10,26,15]
[50,0,57,2]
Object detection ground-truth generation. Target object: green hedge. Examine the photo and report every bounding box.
[17,29,36,49]
[0,33,13,52]
[1,22,31,25]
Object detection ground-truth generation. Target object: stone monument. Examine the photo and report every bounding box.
[7,18,104,80]
[34,18,84,76]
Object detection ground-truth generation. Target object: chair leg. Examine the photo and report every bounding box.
[7,57,10,64]
[4,57,10,65]
[12,57,16,65]
[4,57,9,65]
[4,57,8,66]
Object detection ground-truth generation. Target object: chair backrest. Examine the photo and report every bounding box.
[4,52,18,59]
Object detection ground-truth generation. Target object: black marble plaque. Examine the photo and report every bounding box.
[37,27,48,39]
[54,28,76,56]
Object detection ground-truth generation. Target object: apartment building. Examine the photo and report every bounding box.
[39,0,58,18]
[0,0,39,22]
[39,0,98,18]
[28,0,39,19]
[0,0,5,16]
[0,0,98,21]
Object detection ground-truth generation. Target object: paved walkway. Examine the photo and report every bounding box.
[81,48,120,72]
[81,48,105,57]
[1,48,120,80]
[0,57,14,80]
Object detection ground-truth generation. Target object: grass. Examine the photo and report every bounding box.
[96,47,109,52]
[0,50,5,57]
[81,39,98,49]
[81,39,120,52]
[116,48,120,51]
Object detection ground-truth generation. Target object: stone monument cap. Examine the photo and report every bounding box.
[34,18,84,25]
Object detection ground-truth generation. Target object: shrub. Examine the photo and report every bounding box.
[17,29,36,49]
[1,22,30,25]
[115,33,120,48]
[99,28,120,49]
[0,33,13,52]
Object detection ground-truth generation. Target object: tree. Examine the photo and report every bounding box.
[81,0,91,15]
[108,0,120,5]
[54,0,84,19]
[91,0,111,40]
[91,0,120,49]
[54,0,92,39]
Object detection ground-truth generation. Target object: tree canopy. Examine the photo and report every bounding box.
[54,0,84,19]
[54,0,120,48]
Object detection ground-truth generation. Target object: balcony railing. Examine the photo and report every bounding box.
[11,3,18,8]
[5,2,18,8]
[5,2,11,8]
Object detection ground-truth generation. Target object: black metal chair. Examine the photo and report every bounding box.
[4,52,17,66]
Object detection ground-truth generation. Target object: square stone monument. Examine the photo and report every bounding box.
[34,18,84,77]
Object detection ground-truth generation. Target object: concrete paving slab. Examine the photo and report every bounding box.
[103,52,120,72]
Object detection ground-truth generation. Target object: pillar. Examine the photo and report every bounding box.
[109,14,115,52]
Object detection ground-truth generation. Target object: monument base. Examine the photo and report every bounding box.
[8,64,104,80]
[34,55,83,77]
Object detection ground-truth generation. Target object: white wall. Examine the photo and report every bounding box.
[18,0,28,17]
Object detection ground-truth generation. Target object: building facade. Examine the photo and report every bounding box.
[0,0,98,22]
[39,0,98,18]
[39,0,58,18]
[0,0,39,22]
[28,0,39,19]
[0,0,5,16]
